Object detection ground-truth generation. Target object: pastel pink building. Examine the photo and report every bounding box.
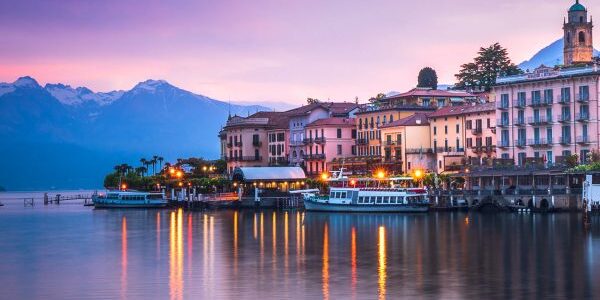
[303,117,356,176]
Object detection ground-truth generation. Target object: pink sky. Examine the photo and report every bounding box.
[0,0,597,105]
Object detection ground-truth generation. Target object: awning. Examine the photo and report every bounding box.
[232,167,306,182]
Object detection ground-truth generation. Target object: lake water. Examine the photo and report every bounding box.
[1,191,600,299]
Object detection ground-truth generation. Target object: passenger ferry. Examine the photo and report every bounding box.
[301,168,429,212]
[92,191,167,208]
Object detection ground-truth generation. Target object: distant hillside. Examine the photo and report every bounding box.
[519,38,600,71]
[0,76,270,190]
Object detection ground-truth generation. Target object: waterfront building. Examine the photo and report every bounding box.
[303,117,356,176]
[428,102,496,172]
[288,102,359,167]
[355,88,474,166]
[493,1,598,166]
[379,113,435,174]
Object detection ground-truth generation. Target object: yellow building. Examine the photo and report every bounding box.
[379,113,435,174]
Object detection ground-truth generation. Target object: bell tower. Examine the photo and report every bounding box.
[564,0,593,66]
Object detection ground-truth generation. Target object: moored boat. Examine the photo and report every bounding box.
[92,191,167,208]
[303,187,429,212]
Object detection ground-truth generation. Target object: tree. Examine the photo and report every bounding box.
[417,67,438,89]
[157,156,164,172]
[140,158,148,176]
[368,93,386,104]
[306,98,320,104]
[455,43,522,91]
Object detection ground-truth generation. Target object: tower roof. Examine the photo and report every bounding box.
[569,0,586,12]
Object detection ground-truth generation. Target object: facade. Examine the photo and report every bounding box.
[288,102,358,167]
[379,113,435,174]
[303,117,356,176]
[428,102,497,172]
[494,2,599,166]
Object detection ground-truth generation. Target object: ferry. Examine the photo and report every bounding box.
[92,191,167,208]
[300,168,430,212]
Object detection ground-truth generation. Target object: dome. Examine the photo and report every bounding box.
[569,0,586,12]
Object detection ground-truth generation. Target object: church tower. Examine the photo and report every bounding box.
[564,0,593,66]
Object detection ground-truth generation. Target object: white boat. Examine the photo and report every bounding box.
[92,191,167,208]
[301,168,429,212]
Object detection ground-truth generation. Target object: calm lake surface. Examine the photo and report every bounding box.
[1,191,600,299]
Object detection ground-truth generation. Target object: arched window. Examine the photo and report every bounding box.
[390,115,394,122]
[566,32,571,46]
[292,150,297,158]
[579,31,586,44]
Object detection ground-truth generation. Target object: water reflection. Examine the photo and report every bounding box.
[351,227,357,297]
[121,216,127,299]
[322,223,329,300]
[377,226,386,300]
[169,209,183,300]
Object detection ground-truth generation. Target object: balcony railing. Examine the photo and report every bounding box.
[303,138,313,144]
[303,154,326,160]
[434,147,465,154]
[226,142,233,148]
[527,138,552,147]
[576,93,590,102]
[289,140,303,146]
[559,136,571,144]
[269,157,289,165]
[234,141,243,147]
[557,114,571,123]
[528,115,552,125]
[252,140,262,147]
[529,98,552,107]
[513,99,526,108]
[406,148,434,154]
[514,118,526,126]
[576,135,590,144]
[471,127,482,135]
[226,156,262,162]
[577,113,590,122]
[558,96,571,105]
[444,165,462,171]
[356,138,368,145]
[497,118,509,127]
[497,101,510,110]
[384,140,398,146]
[314,137,326,144]
[515,139,527,147]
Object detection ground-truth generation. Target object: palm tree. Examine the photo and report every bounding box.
[140,158,148,176]
[151,155,158,175]
[157,156,164,172]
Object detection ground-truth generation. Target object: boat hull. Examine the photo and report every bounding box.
[92,197,167,208]
[304,199,429,212]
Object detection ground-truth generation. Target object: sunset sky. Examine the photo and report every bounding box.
[0,0,597,105]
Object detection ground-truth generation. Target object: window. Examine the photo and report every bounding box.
[444,125,448,134]
[466,138,473,148]
[337,144,342,155]
[337,128,342,138]
[433,127,437,135]
[466,120,472,130]
[561,87,571,102]
[487,118,491,128]
[579,31,586,44]
[579,86,590,101]
[351,129,357,139]
[456,124,459,133]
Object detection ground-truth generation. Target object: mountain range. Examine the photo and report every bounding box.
[0,77,269,191]
[518,37,600,71]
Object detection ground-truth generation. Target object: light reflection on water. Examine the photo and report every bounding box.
[1,205,600,299]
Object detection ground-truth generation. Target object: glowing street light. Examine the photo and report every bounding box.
[320,173,329,181]
[169,167,175,175]
[376,170,385,179]
[414,169,423,179]
[121,183,127,190]
[176,170,183,178]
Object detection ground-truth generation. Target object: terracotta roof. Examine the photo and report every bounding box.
[305,117,356,127]
[387,88,475,99]
[428,102,495,118]
[380,113,430,128]
[285,102,359,117]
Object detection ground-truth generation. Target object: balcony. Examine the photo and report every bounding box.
[234,141,243,147]
[252,140,262,147]
[444,165,463,172]
[382,157,402,163]
[498,140,510,148]
[576,94,590,103]
[303,154,326,160]
[515,139,527,148]
[559,136,571,144]
[577,135,591,144]
[226,156,263,162]
[497,101,510,110]
[497,118,509,127]
[513,99,526,108]
[558,96,570,105]
[528,138,552,148]
[384,140,398,147]
[289,140,303,146]
[557,114,571,123]
[314,137,326,144]
[226,142,233,148]
[528,115,552,125]
[303,138,313,144]
[356,138,368,145]
[529,98,552,107]
[269,157,289,166]
[406,148,434,155]
[471,127,482,135]
[577,113,590,122]
[434,147,465,155]
[514,117,526,126]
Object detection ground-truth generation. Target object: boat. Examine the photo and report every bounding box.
[92,191,167,208]
[301,168,429,212]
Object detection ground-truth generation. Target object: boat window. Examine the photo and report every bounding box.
[390,196,397,204]
[376,196,382,204]
[366,197,372,204]
[358,196,364,203]
[383,196,389,204]
[341,192,347,199]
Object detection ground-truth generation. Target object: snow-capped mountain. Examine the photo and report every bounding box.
[0,76,271,190]
[519,38,600,71]
[45,83,124,106]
